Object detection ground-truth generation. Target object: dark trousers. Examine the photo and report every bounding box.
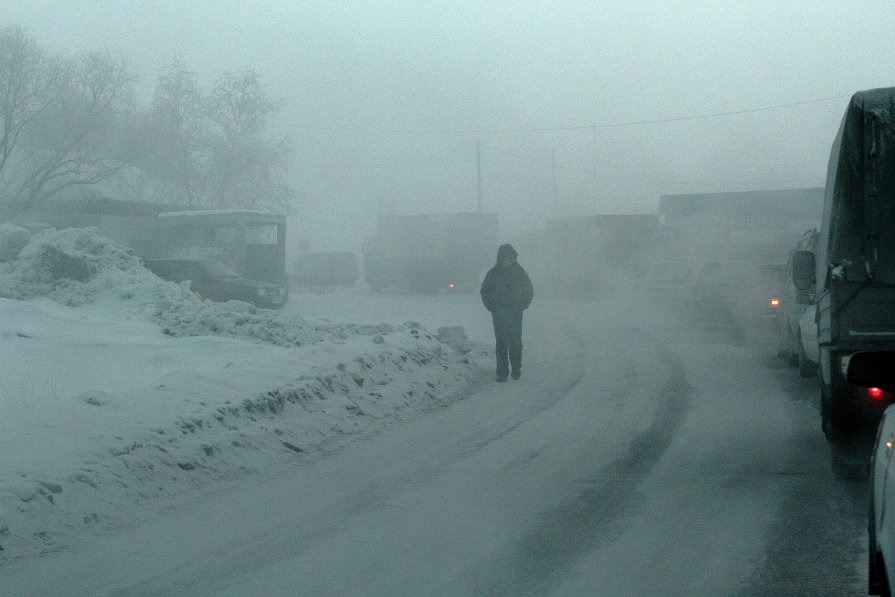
[492,309,523,377]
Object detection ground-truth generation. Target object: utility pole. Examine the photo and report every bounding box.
[476,141,482,213]
[592,125,598,207]
[551,149,557,200]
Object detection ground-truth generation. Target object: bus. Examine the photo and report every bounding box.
[154,210,287,288]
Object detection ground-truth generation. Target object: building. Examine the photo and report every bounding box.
[0,197,178,256]
[656,188,824,263]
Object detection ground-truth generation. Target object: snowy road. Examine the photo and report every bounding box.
[1,291,868,596]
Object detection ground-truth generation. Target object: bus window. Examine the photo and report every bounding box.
[246,224,278,245]
[156,211,287,287]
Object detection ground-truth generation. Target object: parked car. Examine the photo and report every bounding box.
[797,304,818,377]
[143,258,288,309]
[853,352,895,594]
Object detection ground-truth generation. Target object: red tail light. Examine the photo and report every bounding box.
[769,298,780,308]
[869,387,885,399]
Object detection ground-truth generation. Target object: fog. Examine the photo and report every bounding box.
[5,1,895,260]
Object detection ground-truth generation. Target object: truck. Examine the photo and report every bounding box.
[292,251,359,292]
[657,188,823,264]
[792,87,895,478]
[363,213,498,293]
[540,214,658,298]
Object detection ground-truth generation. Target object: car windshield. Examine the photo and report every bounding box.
[201,260,239,278]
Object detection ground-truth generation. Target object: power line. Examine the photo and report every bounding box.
[638,176,824,188]
[589,94,849,130]
[295,160,378,169]
[293,93,850,135]
[480,143,823,187]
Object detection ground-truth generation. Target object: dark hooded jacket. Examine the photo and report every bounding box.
[480,244,533,313]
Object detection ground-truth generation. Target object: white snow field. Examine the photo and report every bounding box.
[0,225,488,560]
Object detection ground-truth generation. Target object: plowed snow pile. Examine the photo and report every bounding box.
[0,226,488,559]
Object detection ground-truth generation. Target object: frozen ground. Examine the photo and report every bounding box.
[0,226,488,559]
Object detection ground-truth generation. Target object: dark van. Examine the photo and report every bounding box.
[792,87,895,477]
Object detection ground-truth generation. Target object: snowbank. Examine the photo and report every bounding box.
[0,226,191,306]
[0,224,30,262]
[0,227,488,559]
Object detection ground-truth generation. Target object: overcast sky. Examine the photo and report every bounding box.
[5,1,895,252]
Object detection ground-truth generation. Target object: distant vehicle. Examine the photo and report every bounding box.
[731,262,786,340]
[292,252,358,292]
[687,260,755,333]
[155,210,288,289]
[364,213,498,293]
[643,260,695,309]
[143,258,288,309]
[777,229,819,365]
[852,352,895,593]
[797,304,818,377]
[542,214,659,296]
[657,188,823,265]
[792,88,895,471]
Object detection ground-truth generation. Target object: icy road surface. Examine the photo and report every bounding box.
[1,290,867,596]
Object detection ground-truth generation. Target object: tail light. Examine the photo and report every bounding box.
[447,282,456,290]
[869,387,885,399]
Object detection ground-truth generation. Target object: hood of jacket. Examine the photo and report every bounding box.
[496,243,518,264]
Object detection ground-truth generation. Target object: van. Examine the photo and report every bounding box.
[792,87,895,475]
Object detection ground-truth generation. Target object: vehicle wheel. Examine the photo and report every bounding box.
[786,329,799,367]
[797,338,816,377]
[821,390,833,437]
[870,501,892,597]
[830,444,868,480]
[869,543,886,596]
[871,551,892,597]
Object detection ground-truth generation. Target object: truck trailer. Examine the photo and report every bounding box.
[364,212,498,293]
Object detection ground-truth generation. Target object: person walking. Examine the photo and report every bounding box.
[480,243,533,382]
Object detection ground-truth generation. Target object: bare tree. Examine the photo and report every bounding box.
[204,69,295,212]
[2,29,299,213]
[144,58,207,207]
[0,26,53,188]
[9,49,137,203]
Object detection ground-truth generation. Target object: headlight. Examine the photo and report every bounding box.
[278,288,287,295]
[256,288,270,297]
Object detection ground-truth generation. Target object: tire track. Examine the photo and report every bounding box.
[734,364,868,597]
[467,348,694,596]
[457,327,587,459]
